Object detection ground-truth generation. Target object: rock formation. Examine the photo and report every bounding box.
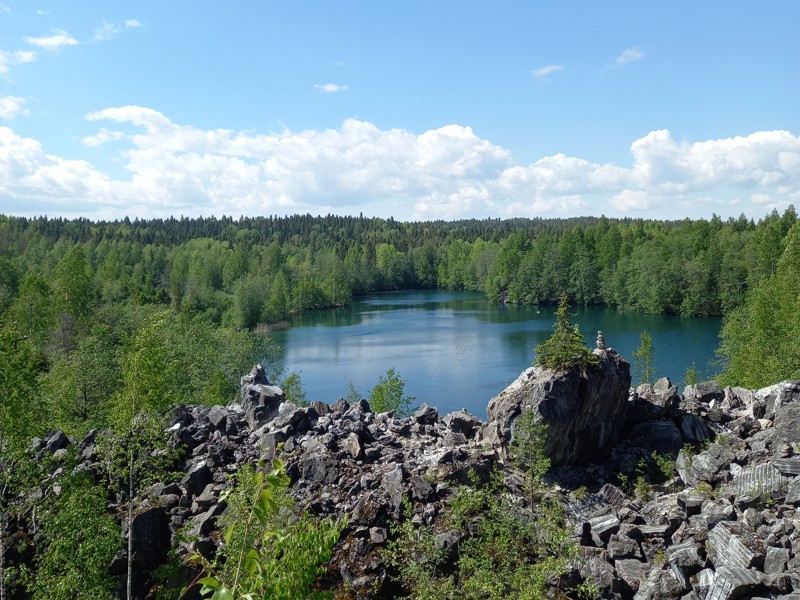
[6,363,800,600]
[486,347,631,466]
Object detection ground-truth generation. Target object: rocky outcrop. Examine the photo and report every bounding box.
[486,348,631,466]
[8,361,800,600]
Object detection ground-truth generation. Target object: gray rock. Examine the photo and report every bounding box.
[764,546,790,575]
[773,457,800,476]
[442,410,483,438]
[786,476,800,504]
[615,559,646,593]
[626,419,684,454]
[731,462,788,504]
[413,403,438,425]
[607,536,642,561]
[297,452,338,484]
[708,521,766,571]
[181,461,212,498]
[704,565,763,600]
[486,349,631,466]
[680,413,713,444]
[207,405,228,430]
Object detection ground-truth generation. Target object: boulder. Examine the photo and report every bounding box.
[486,348,631,466]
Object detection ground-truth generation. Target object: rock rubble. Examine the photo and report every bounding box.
[11,360,800,599]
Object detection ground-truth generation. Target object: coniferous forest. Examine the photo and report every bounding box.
[2,207,800,598]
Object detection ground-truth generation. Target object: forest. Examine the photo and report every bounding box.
[1,206,800,598]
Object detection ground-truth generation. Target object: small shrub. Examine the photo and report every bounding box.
[368,368,415,416]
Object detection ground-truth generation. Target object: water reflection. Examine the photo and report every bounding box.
[269,291,722,417]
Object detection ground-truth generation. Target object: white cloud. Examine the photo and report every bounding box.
[0,49,37,74]
[25,29,78,51]
[615,47,644,65]
[93,19,142,42]
[1,108,799,222]
[314,83,349,94]
[0,96,28,119]
[609,189,661,211]
[81,127,126,147]
[531,64,564,78]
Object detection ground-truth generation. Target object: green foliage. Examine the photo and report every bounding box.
[718,220,800,387]
[534,294,599,372]
[344,380,363,404]
[281,371,308,406]
[632,330,658,385]
[368,368,415,416]
[683,362,699,386]
[27,469,121,600]
[188,460,343,600]
[510,409,551,501]
[386,469,583,600]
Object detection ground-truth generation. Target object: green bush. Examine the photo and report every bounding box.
[368,368,415,416]
[188,459,344,600]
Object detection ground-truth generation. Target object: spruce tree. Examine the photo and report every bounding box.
[534,294,598,371]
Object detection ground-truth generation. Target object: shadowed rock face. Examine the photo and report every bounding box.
[486,348,631,466]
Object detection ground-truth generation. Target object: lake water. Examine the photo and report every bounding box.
[269,290,723,417]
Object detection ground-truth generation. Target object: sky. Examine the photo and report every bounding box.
[0,1,798,223]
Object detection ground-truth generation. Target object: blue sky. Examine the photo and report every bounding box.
[0,1,798,222]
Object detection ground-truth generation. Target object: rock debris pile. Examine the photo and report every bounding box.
[18,359,800,599]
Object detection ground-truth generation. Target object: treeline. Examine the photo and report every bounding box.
[1,208,797,332]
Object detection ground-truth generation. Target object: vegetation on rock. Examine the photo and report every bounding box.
[534,294,599,372]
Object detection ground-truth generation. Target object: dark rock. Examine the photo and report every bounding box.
[207,405,228,430]
[486,349,631,466]
[680,414,713,444]
[442,410,483,439]
[45,430,70,453]
[413,403,438,425]
[626,419,684,454]
[130,506,170,569]
[297,452,338,484]
[181,461,213,499]
[688,381,725,404]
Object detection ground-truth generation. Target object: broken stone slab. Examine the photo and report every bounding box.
[707,521,766,571]
[633,567,683,600]
[635,523,671,539]
[615,558,646,593]
[441,410,483,438]
[764,546,790,575]
[607,536,643,561]
[704,565,763,600]
[786,476,800,505]
[730,462,789,504]
[565,493,609,522]
[693,568,716,598]
[773,457,800,476]
[677,492,706,516]
[667,540,703,591]
[687,436,745,485]
[680,413,713,444]
[601,482,635,512]
[588,512,621,542]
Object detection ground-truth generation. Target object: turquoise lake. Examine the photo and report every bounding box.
[269,291,723,417]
